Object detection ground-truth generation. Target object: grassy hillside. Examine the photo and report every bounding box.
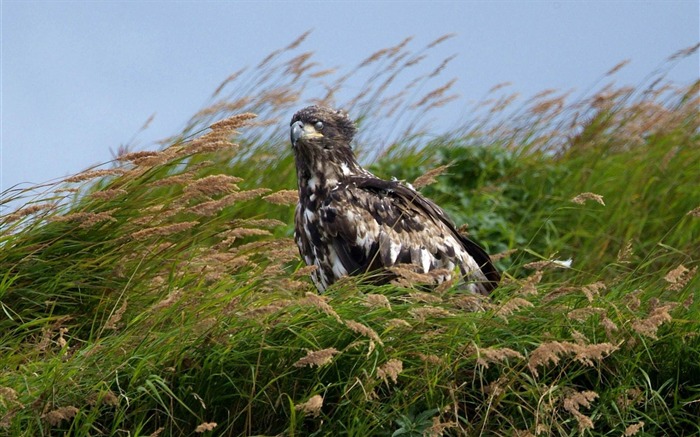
[1,36,699,436]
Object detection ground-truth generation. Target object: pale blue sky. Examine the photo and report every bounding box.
[2,1,698,197]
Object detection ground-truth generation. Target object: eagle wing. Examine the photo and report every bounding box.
[319,176,500,294]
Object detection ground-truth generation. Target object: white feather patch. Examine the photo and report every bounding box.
[308,176,319,190]
[420,249,431,273]
[329,247,348,278]
[389,240,401,265]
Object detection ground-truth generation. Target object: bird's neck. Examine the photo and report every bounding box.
[296,154,367,198]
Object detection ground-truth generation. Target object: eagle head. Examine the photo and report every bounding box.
[290,105,357,150]
[290,105,362,185]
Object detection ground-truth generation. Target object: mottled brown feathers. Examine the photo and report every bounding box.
[290,105,500,295]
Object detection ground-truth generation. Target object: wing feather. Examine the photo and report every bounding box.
[319,176,500,294]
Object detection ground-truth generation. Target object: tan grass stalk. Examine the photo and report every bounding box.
[295,394,323,417]
[389,265,437,286]
[293,348,340,368]
[410,306,452,322]
[605,59,631,76]
[600,314,619,338]
[682,293,694,310]
[412,164,450,189]
[631,304,674,339]
[528,341,617,377]
[359,48,389,67]
[475,346,525,368]
[519,271,543,296]
[184,174,243,198]
[194,422,217,433]
[364,293,391,310]
[426,33,456,48]
[407,292,443,304]
[522,259,571,270]
[495,297,534,319]
[489,82,513,93]
[624,422,645,436]
[242,300,291,318]
[147,173,195,187]
[3,203,55,223]
[386,318,412,329]
[345,319,383,345]
[413,78,457,108]
[310,68,336,78]
[425,417,458,437]
[209,113,257,131]
[50,210,117,228]
[664,264,696,291]
[668,42,700,60]
[263,189,299,205]
[151,289,183,312]
[220,227,271,242]
[183,138,237,155]
[450,294,491,312]
[562,390,598,432]
[233,218,286,229]
[567,307,605,322]
[115,150,160,162]
[212,68,246,97]
[293,264,318,278]
[687,206,700,217]
[617,241,634,263]
[189,189,272,216]
[573,342,619,366]
[42,406,79,426]
[491,248,517,262]
[131,221,199,239]
[54,187,80,193]
[416,353,443,365]
[302,292,342,322]
[105,299,128,330]
[89,188,128,201]
[581,281,606,302]
[616,388,643,411]
[571,192,605,206]
[63,169,126,183]
[376,358,403,384]
[428,54,457,78]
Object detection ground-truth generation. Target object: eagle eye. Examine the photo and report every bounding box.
[314,121,324,131]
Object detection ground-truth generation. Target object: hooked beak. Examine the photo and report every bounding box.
[291,121,304,147]
[290,121,323,147]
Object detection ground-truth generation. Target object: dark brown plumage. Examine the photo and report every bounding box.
[290,105,500,294]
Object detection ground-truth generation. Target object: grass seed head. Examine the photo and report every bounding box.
[376,358,403,384]
[263,189,299,205]
[664,264,696,291]
[345,319,383,345]
[194,422,217,433]
[571,192,606,206]
[562,390,598,432]
[293,348,340,368]
[476,346,525,368]
[42,406,79,426]
[364,293,391,310]
[631,304,674,339]
[295,395,323,417]
[624,422,645,436]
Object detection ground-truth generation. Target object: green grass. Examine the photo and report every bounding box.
[1,36,699,436]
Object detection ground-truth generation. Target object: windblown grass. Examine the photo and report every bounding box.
[1,35,698,436]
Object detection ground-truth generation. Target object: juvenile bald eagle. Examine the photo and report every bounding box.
[291,106,500,295]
